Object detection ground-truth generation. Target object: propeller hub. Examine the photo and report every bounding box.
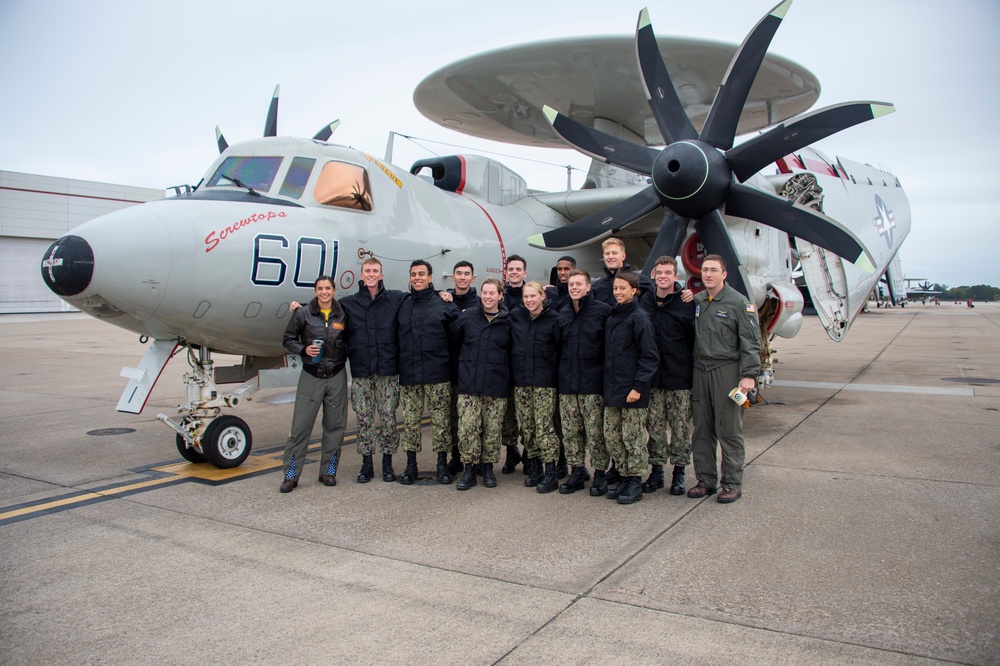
[651,140,731,219]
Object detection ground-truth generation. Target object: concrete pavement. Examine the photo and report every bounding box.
[1,303,998,664]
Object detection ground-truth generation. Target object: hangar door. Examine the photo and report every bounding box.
[0,237,74,313]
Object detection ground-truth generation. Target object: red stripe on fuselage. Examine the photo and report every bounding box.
[464,197,507,271]
[455,155,467,195]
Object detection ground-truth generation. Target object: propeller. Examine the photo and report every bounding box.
[312,120,341,142]
[528,0,891,297]
[215,84,293,154]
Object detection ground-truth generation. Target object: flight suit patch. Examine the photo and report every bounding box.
[715,310,729,318]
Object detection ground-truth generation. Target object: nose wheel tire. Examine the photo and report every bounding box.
[175,433,207,464]
[202,415,253,468]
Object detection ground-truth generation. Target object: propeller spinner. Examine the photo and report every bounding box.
[528,0,889,297]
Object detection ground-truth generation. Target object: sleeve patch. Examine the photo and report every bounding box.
[745,303,756,313]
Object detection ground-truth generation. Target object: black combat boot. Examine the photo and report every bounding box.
[642,465,664,493]
[436,451,452,484]
[617,476,644,505]
[556,448,568,479]
[400,450,418,485]
[448,443,463,475]
[589,470,608,497]
[356,454,374,483]
[382,453,396,482]
[605,463,621,485]
[482,463,497,488]
[559,466,590,494]
[536,462,559,493]
[524,457,544,487]
[501,445,521,474]
[669,465,686,495]
[606,475,628,500]
[456,462,478,490]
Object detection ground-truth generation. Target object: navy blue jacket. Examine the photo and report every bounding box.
[603,298,659,408]
[396,283,460,386]
[590,262,652,306]
[557,293,612,396]
[282,297,347,379]
[639,284,696,390]
[509,304,562,388]
[504,284,524,311]
[449,286,480,311]
[544,282,570,312]
[451,304,512,398]
[339,281,405,379]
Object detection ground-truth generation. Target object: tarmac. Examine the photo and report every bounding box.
[1,302,998,665]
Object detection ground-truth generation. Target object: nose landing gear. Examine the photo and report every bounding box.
[158,346,256,468]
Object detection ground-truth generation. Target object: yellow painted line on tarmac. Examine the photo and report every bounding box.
[1,416,428,523]
[155,455,283,480]
[0,477,178,522]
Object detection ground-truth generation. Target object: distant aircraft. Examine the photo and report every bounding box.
[39,1,910,467]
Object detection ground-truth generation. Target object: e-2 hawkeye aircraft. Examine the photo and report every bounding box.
[39,1,910,468]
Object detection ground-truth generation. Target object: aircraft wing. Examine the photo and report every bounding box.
[530,186,662,237]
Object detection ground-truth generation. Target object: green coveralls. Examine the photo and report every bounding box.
[691,284,762,491]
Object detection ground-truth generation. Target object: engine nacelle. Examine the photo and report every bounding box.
[764,282,804,339]
[410,155,527,205]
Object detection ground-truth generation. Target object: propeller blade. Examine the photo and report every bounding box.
[312,120,341,142]
[726,182,875,274]
[641,211,690,274]
[543,106,659,175]
[727,102,895,182]
[528,186,663,250]
[700,0,792,150]
[635,8,698,144]
[215,126,229,154]
[264,84,280,137]
[694,209,753,299]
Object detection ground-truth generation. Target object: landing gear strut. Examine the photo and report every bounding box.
[158,346,256,468]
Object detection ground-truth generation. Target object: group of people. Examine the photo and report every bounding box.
[280,237,762,505]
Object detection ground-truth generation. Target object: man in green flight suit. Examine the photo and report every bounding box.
[688,254,762,504]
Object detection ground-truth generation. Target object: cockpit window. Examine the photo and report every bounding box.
[314,161,373,211]
[278,157,316,199]
[207,156,282,191]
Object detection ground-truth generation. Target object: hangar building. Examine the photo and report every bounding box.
[0,170,163,313]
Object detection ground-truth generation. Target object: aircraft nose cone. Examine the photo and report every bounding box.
[41,235,94,297]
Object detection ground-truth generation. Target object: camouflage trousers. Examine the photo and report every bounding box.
[350,374,400,456]
[400,382,452,453]
[502,390,519,448]
[514,386,559,463]
[457,394,507,464]
[604,406,649,477]
[645,388,693,466]
[559,393,609,471]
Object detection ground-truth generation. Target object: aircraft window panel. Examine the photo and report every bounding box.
[278,157,316,199]
[314,161,373,211]
[207,156,283,192]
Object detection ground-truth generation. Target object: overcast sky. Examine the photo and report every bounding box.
[1,0,997,287]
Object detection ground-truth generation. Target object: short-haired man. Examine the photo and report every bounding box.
[639,256,696,496]
[689,254,762,504]
[449,260,480,310]
[503,254,527,310]
[338,257,406,484]
[590,238,651,306]
[397,260,461,485]
[500,254,527,473]
[544,255,576,312]
[447,260,480,474]
[556,269,614,495]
